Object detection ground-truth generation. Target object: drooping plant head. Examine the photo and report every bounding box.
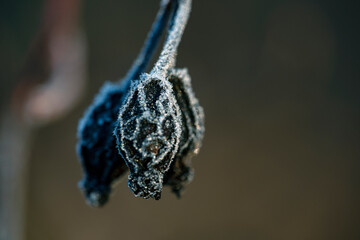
[77,0,203,205]
[116,0,197,200]
[77,0,176,207]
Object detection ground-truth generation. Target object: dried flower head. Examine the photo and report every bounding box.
[77,0,174,207]
[77,0,203,205]
[115,0,205,200]
[116,67,204,199]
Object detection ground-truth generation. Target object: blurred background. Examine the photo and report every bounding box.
[1,0,359,239]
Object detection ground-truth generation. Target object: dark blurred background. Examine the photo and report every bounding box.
[1,0,360,239]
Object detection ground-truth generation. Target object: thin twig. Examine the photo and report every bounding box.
[151,0,192,77]
[121,0,175,89]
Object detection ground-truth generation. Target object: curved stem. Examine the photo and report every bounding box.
[151,0,192,77]
[121,0,175,89]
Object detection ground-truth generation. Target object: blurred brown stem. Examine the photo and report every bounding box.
[0,0,86,239]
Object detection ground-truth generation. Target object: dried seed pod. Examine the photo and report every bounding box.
[77,83,128,207]
[116,68,204,199]
[115,74,182,199]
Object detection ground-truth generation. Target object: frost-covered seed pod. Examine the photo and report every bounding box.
[116,68,204,199]
[116,74,182,199]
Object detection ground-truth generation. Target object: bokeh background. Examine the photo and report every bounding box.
[1,0,360,239]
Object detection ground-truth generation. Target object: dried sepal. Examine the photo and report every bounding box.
[163,68,205,196]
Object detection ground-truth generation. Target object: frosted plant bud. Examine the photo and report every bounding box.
[115,73,182,199]
[77,83,128,207]
[116,68,204,199]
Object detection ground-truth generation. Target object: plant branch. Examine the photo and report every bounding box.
[151,0,192,77]
[121,0,175,89]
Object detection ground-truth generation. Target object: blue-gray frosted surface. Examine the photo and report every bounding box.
[77,83,128,207]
